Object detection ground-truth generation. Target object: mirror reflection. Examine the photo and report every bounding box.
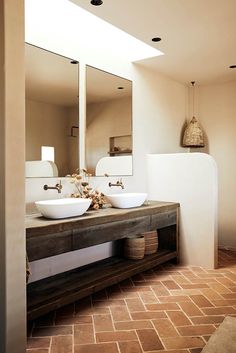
[86,65,132,176]
[25,44,79,177]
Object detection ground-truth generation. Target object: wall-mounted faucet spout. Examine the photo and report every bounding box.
[108,179,124,189]
[44,180,62,193]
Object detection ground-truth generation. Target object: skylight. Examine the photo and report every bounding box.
[25,0,164,62]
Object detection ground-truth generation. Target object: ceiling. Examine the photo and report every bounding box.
[70,0,236,85]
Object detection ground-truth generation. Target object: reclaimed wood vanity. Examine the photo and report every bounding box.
[26,201,179,320]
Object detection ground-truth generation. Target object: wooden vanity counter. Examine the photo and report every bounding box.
[26,201,179,320]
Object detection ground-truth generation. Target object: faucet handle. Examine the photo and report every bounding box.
[44,180,62,193]
[56,180,63,193]
[119,178,125,189]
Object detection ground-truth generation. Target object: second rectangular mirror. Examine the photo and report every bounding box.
[86,65,132,176]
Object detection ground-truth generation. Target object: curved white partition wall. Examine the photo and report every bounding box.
[147,153,218,268]
[25,160,58,178]
[95,155,132,176]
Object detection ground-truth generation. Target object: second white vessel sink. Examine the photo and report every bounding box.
[105,193,147,209]
[35,198,91,219]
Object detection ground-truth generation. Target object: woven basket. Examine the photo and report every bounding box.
[124,235,145,260]
[182,116,205,147]
[141,230,158,255]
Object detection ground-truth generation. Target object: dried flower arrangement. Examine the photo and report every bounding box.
[66,169,106,210]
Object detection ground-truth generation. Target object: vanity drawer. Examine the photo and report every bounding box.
[150,210,177,229]
[72,215,150,250]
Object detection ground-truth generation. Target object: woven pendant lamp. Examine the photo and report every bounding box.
[183,82,205,147]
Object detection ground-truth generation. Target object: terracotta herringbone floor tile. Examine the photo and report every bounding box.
[177,325,215,336]
[55,315,92,325]
[178,301,204,316]
[126,298,146,312]
[158,295,191,303]
[27,338,51,349]
[110,305,131,322]
[131,310,167,320]
[152,318,179,337]
[137,328,164,350]
[118,340,143,353]
[74,324,95,345]
[201,306,236,315]
[93,314,114,332]
[114,320,152,330]
[190,315,225,325]
[74,342,119,353]
[162,336,205,350]
[96,330,137,343]
[51,336,72,353]
[139,290,158,303]
[167,310,192,326]
[27,349,49,353]
[32,326,72,337]
[190,294,213,308]
[145,302,180,311]
[27,249,236,353]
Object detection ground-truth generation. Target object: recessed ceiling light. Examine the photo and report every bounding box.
[229,65,236,68]
[152,37,161,42]
[70,60,79,64]
[90,0,103,5]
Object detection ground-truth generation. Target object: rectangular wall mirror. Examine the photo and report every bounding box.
[86,65,132,176]
[25,44,79,178]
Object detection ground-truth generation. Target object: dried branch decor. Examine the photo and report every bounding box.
[66,169,106,210]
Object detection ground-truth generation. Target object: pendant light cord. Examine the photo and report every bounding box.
[191,81,195,117]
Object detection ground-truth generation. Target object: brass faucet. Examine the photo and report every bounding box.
[108,179,124,189]
[43,180,62,193]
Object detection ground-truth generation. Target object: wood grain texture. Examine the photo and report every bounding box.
[27,201,179,261]
[26,201,179,235]
[27,250,177,320]
[26,201,179,320]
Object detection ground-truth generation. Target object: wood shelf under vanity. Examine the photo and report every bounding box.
[26,201,179,320]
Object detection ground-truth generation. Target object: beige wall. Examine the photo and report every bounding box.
[128,65,187,190]
[195,81,236,249]
[0,0,26,352]
[86,97,132,174]
[26,99,78,176]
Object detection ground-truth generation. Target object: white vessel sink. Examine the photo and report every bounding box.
[35,198,91,219]
[105,193,147,209]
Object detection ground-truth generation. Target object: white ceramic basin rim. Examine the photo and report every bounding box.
[35,198,91,219]
[105,192,147,209]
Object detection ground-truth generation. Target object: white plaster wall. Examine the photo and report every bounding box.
[194,82,236,250]
[130,64,187,191]
[147,153,218,268]
[29,243,113,282]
